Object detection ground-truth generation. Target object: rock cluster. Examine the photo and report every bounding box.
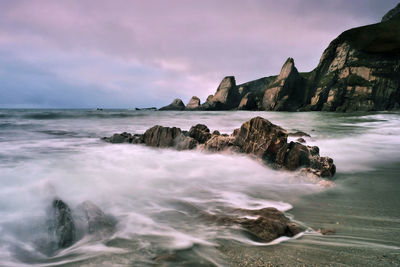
[103,116,335,178]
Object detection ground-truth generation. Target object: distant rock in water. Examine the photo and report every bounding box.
[103,116,336,178]
[159,4,400,112]
[49,199,76,249]
[186,96,201,110]
[159,99,185,111]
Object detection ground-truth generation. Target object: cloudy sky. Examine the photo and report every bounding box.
[0,0,397,108]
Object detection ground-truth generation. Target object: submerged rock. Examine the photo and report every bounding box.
[103,116,336,178]
[49,199,76,249]
[206,207,303,242]
[75,201,116,237]
[159,98,186,111]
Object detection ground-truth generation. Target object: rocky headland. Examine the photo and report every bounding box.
[160,5,400,112]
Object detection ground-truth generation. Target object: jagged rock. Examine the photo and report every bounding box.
[159,99,185,111]
[201,76,241,110]
[49,199,76,249]
[186,96,201,110]
[188,124,211,144]
[382,3,400,22]
[262,58,306,111]
[233,117,288,165]
[75,201,116,236]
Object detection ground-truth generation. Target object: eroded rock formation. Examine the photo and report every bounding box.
[103,116,336,178]
[164,5,400,112]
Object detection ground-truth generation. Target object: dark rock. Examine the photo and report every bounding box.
[159,99,185,111]
[212,130,220,135]
[186,96,201,110]
[382,3,400,22]
[142,125,197,150]
[296,137,306,143]
[318,228,336,235]
[201,76,241,110]
[262,58,306,111]
[233,116,288,165]
[75,201,116,236]
[188,124,211,144]
[238,92,258,110]
[209,207,303,242]
[288,131,311,137]
[49,199,76,249]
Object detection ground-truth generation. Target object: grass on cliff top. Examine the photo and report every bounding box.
[339,15,400,54]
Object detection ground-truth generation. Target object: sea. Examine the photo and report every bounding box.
[0,109,399,266]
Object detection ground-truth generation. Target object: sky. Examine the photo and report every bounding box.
[0,0,398,108]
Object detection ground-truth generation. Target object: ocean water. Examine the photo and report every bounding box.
[0,109,399,266]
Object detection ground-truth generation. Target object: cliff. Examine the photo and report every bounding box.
[161,4,400,112]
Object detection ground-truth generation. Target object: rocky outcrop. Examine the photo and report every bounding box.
[103,116,335,178]
[160,4,400,112]
[186,96,201,110]
[201,76,242,110]
[159,98,186,111]
[262,58,306,111]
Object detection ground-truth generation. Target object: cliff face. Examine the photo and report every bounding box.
[303,14,400,111]
[162,4,400,112]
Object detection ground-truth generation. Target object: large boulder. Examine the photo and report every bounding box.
[186,96,201,110]
[234,116,288,165]
[142,125,197,150]
[49,199,76,249]
[159,99,186,111]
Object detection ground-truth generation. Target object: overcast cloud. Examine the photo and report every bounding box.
[0,0,397,108]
